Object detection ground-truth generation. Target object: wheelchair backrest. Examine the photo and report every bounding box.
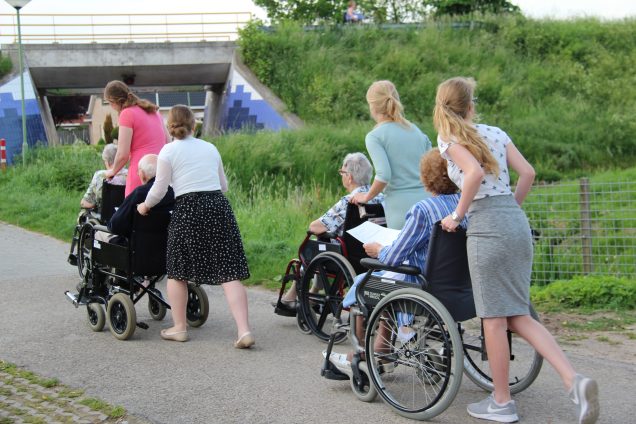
[342,202,386,273]
[130,210,171,276]
[100,181,125,224]
[300,236,343,268]
[423,222,476,322]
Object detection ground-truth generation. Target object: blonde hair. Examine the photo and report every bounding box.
[104,80,158,113]
[366,80,410,128]
[433,77,499,176]
[167,105,196,139]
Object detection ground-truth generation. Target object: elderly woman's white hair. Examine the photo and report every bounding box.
[137,154,158,180]
[342,152,373,186]
[101,143,118,166]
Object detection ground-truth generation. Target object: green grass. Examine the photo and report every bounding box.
[239,17,636,180]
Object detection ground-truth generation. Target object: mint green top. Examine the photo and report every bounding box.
[365,121,431,229]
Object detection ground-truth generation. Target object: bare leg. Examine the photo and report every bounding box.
[166,278,188,332]
[281,281,297,303]
[222,280,251,338]
[483,317,512,404]
[507,314,576,390]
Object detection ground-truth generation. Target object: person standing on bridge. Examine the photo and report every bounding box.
[103,80,170,196]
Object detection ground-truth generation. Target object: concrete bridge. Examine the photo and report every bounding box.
[0,40,302,161]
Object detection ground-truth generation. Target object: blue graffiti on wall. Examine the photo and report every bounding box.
[220,70,288,132]
[0,71,48,164]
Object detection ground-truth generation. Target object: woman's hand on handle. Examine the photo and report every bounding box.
[350,192,368,205]
[441,215,460,232]
[137,202,150,216]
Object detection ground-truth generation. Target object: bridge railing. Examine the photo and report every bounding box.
[0,12,252,44]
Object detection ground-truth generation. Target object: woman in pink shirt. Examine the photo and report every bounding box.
[103,80,169,196]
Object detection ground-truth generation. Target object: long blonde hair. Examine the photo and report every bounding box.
[433,77,499,176]
[366,80,410,128]
[104,80,158,113]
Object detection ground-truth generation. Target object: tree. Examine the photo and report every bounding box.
[424,0,520,17]
[254,0,349,24]
[103,114,114,144]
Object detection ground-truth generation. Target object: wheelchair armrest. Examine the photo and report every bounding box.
[93,224,111,233]
[307,230,337,239]
[359,258,421,276]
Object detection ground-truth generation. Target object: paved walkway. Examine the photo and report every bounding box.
[0,222,634,423]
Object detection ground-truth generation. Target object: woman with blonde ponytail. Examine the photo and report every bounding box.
[435,77,598,424]
[103,80,169,196]
[350,80,431,229]
[138,105,253,348]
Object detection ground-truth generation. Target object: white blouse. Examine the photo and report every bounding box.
[438,124,513,200]
[145,136,227,208]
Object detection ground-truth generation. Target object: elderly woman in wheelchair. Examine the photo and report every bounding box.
[65,154,209,340]
[320,149,544,420]
[273,152,384,329]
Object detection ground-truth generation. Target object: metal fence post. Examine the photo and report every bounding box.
[579,178,593,274]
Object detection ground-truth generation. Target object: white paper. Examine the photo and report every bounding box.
[346,221,401,246]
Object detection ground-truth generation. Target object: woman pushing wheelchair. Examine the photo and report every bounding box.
[435,76,598,424]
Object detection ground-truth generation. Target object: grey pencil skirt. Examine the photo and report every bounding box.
[466,194,533,318]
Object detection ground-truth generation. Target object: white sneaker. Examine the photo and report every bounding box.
[569,374,600,424]
[322,350,352,377]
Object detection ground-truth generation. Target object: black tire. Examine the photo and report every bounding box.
[148,289,167,321]
[86,302,105,332]
[365,288,463,421]
[186,283,209,328]
[297,252,355,343]
[107,293,136,340]
[350,361,377,403]
[77,223,94,279]
[461,305,544,394]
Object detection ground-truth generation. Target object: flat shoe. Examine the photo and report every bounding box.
[160,329,188,342]
[234,332,255,349]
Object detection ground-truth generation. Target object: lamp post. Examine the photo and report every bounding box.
[5,0,31,166]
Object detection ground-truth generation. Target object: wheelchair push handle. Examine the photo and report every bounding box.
[359,258,421,276]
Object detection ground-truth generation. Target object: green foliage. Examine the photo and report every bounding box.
[531,276,636,310]
[255,0,349,24]
[97,138,106,146]
[239,18,636,179]
[103,114,114,144]
[111,126,119,141]
[0,52,12,78]
[425,0,520,17]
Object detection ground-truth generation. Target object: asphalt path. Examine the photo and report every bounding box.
[0,222,633,423]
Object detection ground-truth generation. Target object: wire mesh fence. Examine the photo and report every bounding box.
[524,178,636,285]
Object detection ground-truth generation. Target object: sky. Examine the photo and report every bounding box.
[1,0,636,20]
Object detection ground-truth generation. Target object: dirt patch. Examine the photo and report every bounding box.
[540,311,636,364]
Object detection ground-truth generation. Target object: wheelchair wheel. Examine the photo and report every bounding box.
[77,223,94,279]
[295,309,312,335]
[297,252,355,343]
[365,288,463,421]
[107,293,137,340]
[148,289,167,321]
[86,303,105,332]
[186,283,209,328]
[461,305,544,395]
[350,360,377,403]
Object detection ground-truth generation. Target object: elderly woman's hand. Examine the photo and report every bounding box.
[137,202,150,216]
[350,192,368,205]
[363,242,383,258]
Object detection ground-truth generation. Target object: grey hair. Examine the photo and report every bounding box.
[137,154,158,180]
[342,152,373,186]
[101,144,118,166]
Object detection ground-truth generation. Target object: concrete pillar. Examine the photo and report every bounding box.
[39,94,59,146]
[202,84,223,138]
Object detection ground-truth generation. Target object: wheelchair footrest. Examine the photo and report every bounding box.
[273,302,297,317]
[136,322,149,330]
[67,254,78,266]
[321,362,350,381]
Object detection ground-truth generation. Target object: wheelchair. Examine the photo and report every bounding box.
[64,210,210,341]
[67,180,125,278]
[274,202,386,343]
[321,222,544,420]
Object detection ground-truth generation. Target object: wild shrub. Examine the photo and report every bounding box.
[531,276,636,310]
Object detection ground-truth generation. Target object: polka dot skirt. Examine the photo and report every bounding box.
[167,191,250,285]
